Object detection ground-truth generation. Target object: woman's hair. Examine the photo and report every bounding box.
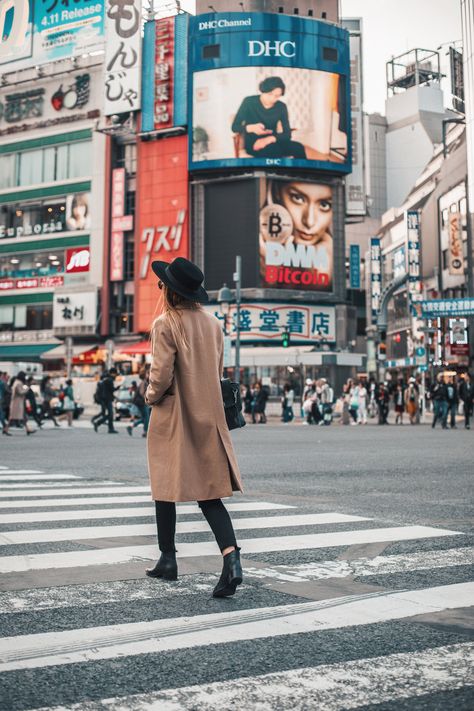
[16,371,26,383]
[259,76,285,95]
[157,284,201,350]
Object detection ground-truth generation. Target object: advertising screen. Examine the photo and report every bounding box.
[259,177,334,292]
[189,13,350,174]
[0,0,105,71]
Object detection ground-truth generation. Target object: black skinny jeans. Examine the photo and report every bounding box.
[155,499,238,553]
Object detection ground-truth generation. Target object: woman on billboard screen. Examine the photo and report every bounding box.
[232,77,307,159]
[259,178,333,291]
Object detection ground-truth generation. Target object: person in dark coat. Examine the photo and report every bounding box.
[40,375,60,427]
[431,374,448,429]
[93,368,119,434]
[446,375,459,429]
[254,381,268,424]
[25,377,42,428]
[376,383,390,425]
[459,372,474,429]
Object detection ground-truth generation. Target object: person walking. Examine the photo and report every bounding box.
[254,381,268,424]
[5,371,35,435]
[93,368,119,434]
[320,378,334,425]
[127,372,149,437]
[0,372,10,435]
[356,380,368,425]
[61,379,75,427]
[348,380,359,425]
[431,374,448,429]
[394,383,405,425]
[376,383,390,425]
[145,257,244,598]
[404,377,419,425]
[25,377,42,428]
[40,375,60,427]
[459,373,473,429]
[281,383,295,423]
[446,375,458,429]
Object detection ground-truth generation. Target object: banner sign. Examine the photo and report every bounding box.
[189,12,351,174]
[104,0,141,115]
[407,210,422,306]
[345,27,365,215]
[0,0,105,71]
[448,212,464,276]
[0,276,63,291]
[110,168,125,282]
[141,13,188,132]
[259,177,334,293]
[349,244,360,288]
[419,298,474,317]
[53,290,97,329]
[370,237,381,323]
[205,303,336,343]
[135,134,189,332]
[450,47,464,113]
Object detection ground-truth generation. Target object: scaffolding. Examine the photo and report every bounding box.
[386,49,443,97]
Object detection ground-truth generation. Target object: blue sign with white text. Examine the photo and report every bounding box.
[189,13,351,174]
[349,244,360,289]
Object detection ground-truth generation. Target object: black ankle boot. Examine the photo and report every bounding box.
[213,548,242,598]
[146,551,177,580]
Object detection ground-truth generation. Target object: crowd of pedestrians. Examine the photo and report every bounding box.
[0,371,78,435]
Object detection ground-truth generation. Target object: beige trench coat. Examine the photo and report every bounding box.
[10,380,28,421]
[146,308,243,502]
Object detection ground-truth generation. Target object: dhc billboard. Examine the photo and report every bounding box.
[189,13,351,174]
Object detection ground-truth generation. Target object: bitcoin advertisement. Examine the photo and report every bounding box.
[189,12,351,174]
[259,178,334,292]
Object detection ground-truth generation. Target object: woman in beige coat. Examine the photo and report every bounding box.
[5,371,35,436]
[145,257,244,597]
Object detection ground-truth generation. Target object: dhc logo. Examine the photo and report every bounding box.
[248,40,296,58]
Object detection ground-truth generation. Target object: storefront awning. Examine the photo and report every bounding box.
[41,344,98,361]
[0,343,59,362]
[118,340,151,356]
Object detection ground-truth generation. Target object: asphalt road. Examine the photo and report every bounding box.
[0,420,473,710]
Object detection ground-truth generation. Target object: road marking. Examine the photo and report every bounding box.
[0,514,371,546]
[0,583,471,672]
[0,475,81,483]
[0,470,44,475]
[0,485,152,498]
[0,501,294,517]
[34,642,474,711]
[245,546,474,583]
[0,525,461,574]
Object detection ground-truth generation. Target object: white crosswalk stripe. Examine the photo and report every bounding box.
[0,467,472,710]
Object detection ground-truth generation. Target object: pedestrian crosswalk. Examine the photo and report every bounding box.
[0,466,472,710]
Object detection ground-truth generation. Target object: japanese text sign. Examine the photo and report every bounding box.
[105,0,141,115]
[370,237,381,323]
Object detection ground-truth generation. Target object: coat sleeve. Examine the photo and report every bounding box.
[218,327,224,378]
[146,318,177,406]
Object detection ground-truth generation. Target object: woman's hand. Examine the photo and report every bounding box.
[246,123,272,136]
[253,135,277,151]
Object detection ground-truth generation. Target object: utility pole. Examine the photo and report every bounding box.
[234,256,242,385]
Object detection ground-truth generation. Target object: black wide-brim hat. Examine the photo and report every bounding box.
[151,257,209,304]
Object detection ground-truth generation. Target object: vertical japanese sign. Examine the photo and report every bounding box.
[449,47,464,113]
[448,213,464,276]
[154,16,174,129]
[349,244,360,288]
[370,237,381,323]
[406,210,422,305]
[345,26,366,215]
[110,168,125,281]
[105,0,141,115]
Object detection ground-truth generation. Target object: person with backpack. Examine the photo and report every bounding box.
[92,368,119,434]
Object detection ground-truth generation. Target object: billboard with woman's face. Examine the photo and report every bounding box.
[189,13,351,174]
[259,178,333,292]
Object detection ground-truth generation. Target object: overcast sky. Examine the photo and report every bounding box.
[340,0,462,113]
[179,0,461,115]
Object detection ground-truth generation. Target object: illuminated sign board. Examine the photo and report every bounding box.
[189,13,351,173]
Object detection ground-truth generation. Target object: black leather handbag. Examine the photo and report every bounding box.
[221,378,246,430]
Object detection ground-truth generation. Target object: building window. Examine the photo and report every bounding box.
[278,6,284,12]
[0,250,65,280]
[203,44,220,59]
[294,8,299,14]
[124,235,135,281]
[0,141,92,189]
[308,9,313,15]
[26,304,52,330]
[0,192,89,240]
[323,46,338,62]
[124,144,137,175]
[322,11,327,18]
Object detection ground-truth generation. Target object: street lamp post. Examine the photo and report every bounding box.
[217,256,242,385]
[217,283,233,377]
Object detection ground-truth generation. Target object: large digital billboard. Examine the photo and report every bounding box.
[0,0,105,71]
[259,177,333,292]
[189,13,351,174]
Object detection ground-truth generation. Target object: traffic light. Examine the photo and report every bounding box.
[377,342,387,360]
[282,328,290,348]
